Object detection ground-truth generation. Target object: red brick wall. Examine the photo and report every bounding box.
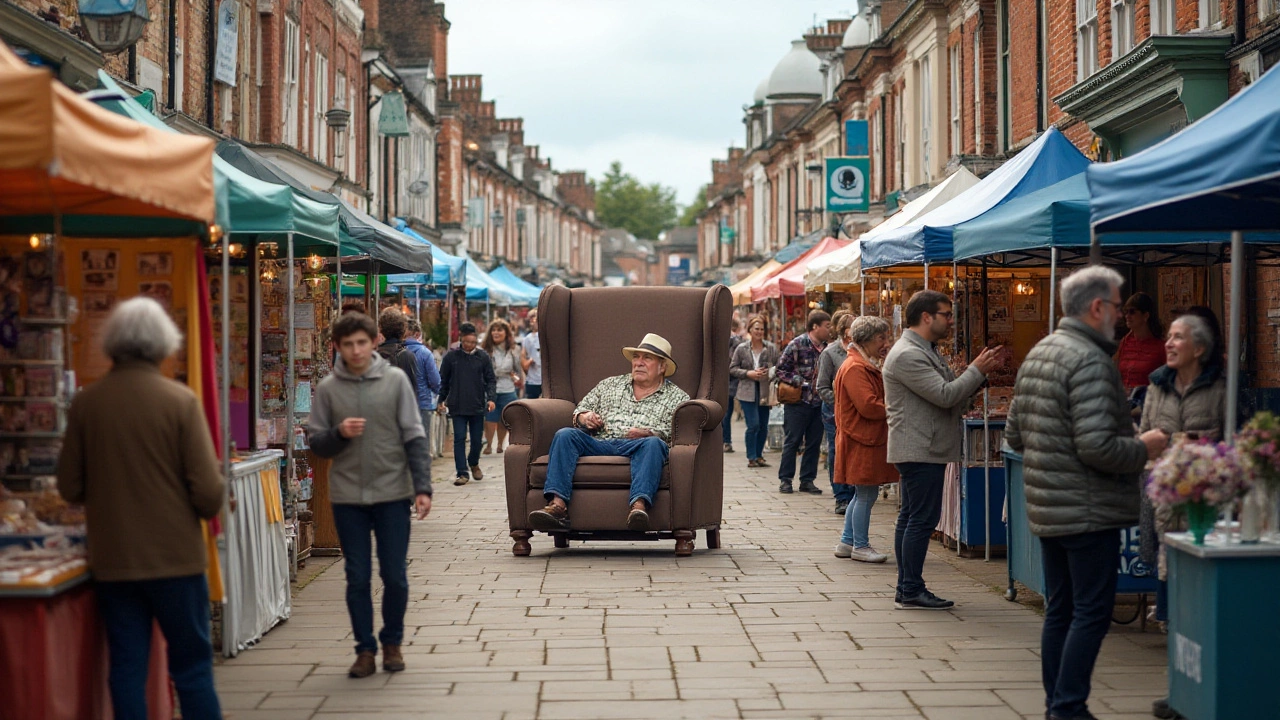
[437,115,464,225]
[1008,0,1042,146]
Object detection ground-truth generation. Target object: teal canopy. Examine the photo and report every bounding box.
[91,73,340,249]
[390,220,465,287]
[487,265,542,305]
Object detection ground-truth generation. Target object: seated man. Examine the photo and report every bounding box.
[528,333,690,533]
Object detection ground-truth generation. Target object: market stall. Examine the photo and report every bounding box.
[0,39,219,719]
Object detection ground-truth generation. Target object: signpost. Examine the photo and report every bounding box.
[824,156,870,214]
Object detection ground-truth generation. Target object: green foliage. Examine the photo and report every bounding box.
[678,187,707,227]
[595,161,679,240]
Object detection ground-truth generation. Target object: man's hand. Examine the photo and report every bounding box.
[487,401,496,412]
[338,418,366,439]
[414,493,432,520]
[624,427,654,439]
[972,346,1006,375]
[577,412,605,431]
[436,402,447,415]
[1140,429,1170,460]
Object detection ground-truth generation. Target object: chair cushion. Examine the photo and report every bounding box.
[528,455,671,490]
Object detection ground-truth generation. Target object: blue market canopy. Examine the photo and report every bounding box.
[862,127,1090,269]
[391,219,465,287]
[215,142,431,274]
[1089,63,1280,235]
[487,265,542,306]
[91,73,340,249]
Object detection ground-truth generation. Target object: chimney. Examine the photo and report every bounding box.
[430,4,450,98]
[558,171,595,213]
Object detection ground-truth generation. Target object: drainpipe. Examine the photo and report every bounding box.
[1035,0,1045,132]
[166,0,176,108]
[1235,0,1245,45]
[206,0,216,128]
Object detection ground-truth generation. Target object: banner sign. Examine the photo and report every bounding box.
[845,119,869,156]
[825,157,870,214]
[214,0,239,86]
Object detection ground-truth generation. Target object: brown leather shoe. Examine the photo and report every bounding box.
[348,651,377,678]
[528,502,570,530]
[382,644,405,672]
[627,508,651,532]
[470,464,483,480]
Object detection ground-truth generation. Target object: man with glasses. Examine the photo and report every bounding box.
[884,290,1005,610]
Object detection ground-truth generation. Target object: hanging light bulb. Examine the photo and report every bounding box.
[28,234,49,250]
[227,243,245,258]
[307,254,325,271]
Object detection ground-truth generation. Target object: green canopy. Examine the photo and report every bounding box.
[92,73,340,250]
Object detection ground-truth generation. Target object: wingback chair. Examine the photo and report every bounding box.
[501,284,731,556]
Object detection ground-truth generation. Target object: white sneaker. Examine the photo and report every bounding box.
[834,542,853,558]
[850,546,888,563]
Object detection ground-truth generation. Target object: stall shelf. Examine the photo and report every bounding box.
[219,449,289,657]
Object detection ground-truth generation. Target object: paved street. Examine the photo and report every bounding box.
[215,428,1168,720]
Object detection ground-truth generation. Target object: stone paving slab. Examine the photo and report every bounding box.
[216,425,1168,719]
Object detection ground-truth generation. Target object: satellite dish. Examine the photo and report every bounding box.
[408,179,430,195]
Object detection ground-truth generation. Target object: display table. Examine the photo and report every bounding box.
[219,449,291,657]
[0,578,172,720]
[1165,532,1280,720]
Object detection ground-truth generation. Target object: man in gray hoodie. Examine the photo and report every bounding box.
[308,312,432,679]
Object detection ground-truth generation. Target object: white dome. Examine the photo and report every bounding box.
[842,12,873,47]
[765,40,823,99]
[753,76,769,105]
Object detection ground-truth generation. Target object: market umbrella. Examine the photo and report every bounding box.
[0,40,217,235]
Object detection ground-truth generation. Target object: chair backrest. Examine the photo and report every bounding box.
[538,284,731,409]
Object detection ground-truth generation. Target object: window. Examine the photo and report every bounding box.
[1111,0,1135,59]
[1077,0,1098,80]
[973,30,982,151]
[1150,0,1176,34]
[920,56,932,182]
[872,108,883,198]
[895,91,904,189]
[282,19,299,146]
[1262,0,1277,19]
[949,44,961,156]
[1199,0,1221,27]
[313,52,328,163]
[173,38,184,110]
[998,0,1011,150]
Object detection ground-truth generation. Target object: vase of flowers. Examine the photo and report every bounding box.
[1236,411,1280,540]
[1147,438,1253,545]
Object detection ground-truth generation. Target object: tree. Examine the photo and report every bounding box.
[595,161,679,240]
[678,187,707,227]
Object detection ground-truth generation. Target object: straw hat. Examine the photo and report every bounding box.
[622,333,677,377]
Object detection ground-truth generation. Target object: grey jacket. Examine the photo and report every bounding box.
[884,329,986,465]
[1005,317,1147,537]
[308,354,432,504]
[729,341,780,404]
[816,341,848,407]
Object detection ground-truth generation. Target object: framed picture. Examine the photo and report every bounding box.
[137,252,173,277]
[80,249,118,272]
[139,281,174,310]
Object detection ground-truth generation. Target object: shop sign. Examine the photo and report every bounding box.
[844,119,869,156]
[214,0,238,86]
[825,157,870,214]
[378,91,411,137]
[667,256,690,286]
[719,219,735,244]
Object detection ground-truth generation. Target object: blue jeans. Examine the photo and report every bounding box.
[96,574,221,720]
[332,500,412,654]
[841,484,882,548]
[741,400,771,460]
[1040,529,1121,719]
[894,462,946,597]
[780,403,823,485]
[543,427,669,507]
[722,397,734,445]
[452,414,484,476]
[823,408,855,504]
[524,383,542,399]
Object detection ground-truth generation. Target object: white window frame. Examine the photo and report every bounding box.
[1077,0,1098,81]
[1261,0,1277,19]
[313,51,328,163]
[1111,0,1135,59]
[173,37,184,111]
[1199,0,1221,27]
[949,44,961,156]
[973,30,982,151]
[872,108,883,198]
[282,19,299,146]
[895,91,904,190]
[920,56,933,182]
[1150,0,1177,34]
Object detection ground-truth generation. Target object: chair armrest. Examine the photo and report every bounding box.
[502,398,576,457]
[671,399,725,446]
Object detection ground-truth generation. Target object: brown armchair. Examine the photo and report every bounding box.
[501,284,731,556]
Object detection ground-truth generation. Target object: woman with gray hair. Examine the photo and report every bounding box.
[833,315,897,563]
[58,297,226,720]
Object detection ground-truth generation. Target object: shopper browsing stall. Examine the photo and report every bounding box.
[729,316,780,469]
[1116,292,1166,395]
[481,319,523,455]
[816,311,855,514]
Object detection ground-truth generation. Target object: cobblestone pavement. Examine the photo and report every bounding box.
[215,426,1168,719]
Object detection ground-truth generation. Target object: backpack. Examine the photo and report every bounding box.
[377,341,419,390]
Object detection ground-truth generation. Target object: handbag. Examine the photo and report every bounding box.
[762,378,778,407]
[775,380,802,405]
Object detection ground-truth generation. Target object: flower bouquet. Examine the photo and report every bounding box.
[1147,438,1253,544]
[1236,411,1280,539]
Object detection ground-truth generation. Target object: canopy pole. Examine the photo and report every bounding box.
[1226,231,1243,440]
[1089,226,1101,265]
[1049,247,1059,332]
[859,276,865,315]
[220,231,231,481]
[286,232,296,495]
[923,261,930,285]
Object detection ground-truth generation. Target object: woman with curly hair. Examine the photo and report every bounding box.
[481,318,524,454]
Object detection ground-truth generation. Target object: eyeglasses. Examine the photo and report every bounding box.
[932,311,954,320]
[1100,299,1122,309]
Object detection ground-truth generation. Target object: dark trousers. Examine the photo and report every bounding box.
[419,409,434,474]
[96,574,221,720]
[722,397,734,445]
[779,402,823,485]
[893,462,946,597]
[740,400,771,460]
[451,414,485,476]
[331,500,412,654]
[1040,529,1120,719]
[524,383,542,399]
[822,407,855,504]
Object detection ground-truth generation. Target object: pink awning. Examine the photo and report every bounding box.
[750,237,850,302]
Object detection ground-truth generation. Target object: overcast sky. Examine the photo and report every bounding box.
[444,1,858,208]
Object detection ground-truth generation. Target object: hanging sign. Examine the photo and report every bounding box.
[378,91,411,137]
[825,157,870,214]
[845,119,869,156]
[214,0,239,86]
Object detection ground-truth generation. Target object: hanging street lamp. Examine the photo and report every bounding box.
[78,0,151,53]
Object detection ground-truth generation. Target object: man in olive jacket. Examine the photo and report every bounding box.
[1005,265,1168,720]
[308,312,432,679]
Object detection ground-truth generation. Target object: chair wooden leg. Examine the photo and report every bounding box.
[674,530,695,556]
[706,527,721,550]
[511,530,532,557]
[553,533,569,548]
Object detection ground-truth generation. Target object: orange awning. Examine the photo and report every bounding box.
[727,260,783,305]
[0,41,215,232]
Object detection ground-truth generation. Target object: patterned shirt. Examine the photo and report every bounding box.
[776,333,827,407]
[574,374,690,443]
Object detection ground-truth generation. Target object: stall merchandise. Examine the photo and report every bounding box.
[219,450,290,657]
